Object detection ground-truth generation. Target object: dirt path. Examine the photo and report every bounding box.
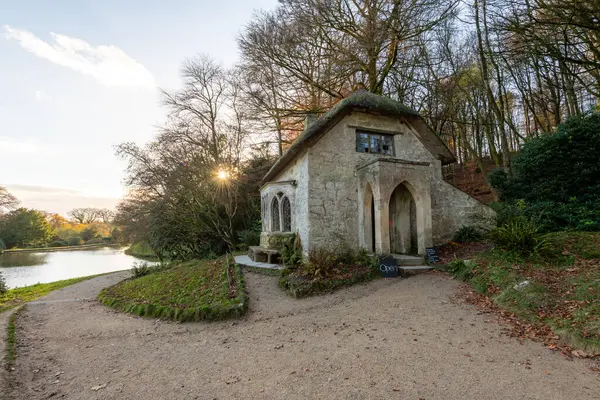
[5,271,599,399]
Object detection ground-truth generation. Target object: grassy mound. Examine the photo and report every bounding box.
[448,231,600,353]
[124,242,158,260]
[98,257,247,322]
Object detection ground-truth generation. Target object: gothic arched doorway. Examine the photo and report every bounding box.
[363,182,375,252]
[389,182,418,254]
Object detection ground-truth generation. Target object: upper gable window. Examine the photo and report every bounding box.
[356,130,394,155]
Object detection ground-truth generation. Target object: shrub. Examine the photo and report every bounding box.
[85,238,105,245]
[48,240,68,248]
[236,228,260,250]
[280,234,303,267]
[488,113,600,232]
[131,261,151,278]
[0,271,7,295]
[67,236,83,246]
[488,217,550,256]
[453,226,485,243]
[303,248,338,279]
[0,238,5,250]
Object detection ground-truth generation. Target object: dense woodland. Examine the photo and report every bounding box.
[52,1,600,258]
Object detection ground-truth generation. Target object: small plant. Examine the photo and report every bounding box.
[488,217,550,256]
[281,234,303,267]
[355,248,377,268]
[131,261,151,278]
[302,248,338,279]
[453,226,485,243]
[236,222,261,250]
[0,271,7,295]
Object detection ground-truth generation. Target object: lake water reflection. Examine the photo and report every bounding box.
[0,247,142,288]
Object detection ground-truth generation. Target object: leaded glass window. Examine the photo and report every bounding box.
[356,130,394,155]
[281,196,291,232]
[271,196,280,231]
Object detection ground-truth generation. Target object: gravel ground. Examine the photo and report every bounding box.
[4,270,599,400]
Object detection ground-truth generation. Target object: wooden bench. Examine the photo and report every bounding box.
[248,246,280,264]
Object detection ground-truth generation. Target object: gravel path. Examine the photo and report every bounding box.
[5,270,599,399]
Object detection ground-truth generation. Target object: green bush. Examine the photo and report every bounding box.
[488,113,600,232]
[48,240,68,248]
[67,236,84,246]
[488,217,550,256]
[280,234,303,267]
[85,238,106,245]
[453,226,485,243]
[236,227,260,250]
[131,261,151,278]
[0,271,7,295]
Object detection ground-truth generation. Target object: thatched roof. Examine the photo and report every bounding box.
[263,90,455,183]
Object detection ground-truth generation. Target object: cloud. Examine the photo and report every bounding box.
[3,184,119,216]
[34,90,46,101]
[0,136,63,156]
[3,25,155,88]
[3,184,79,195]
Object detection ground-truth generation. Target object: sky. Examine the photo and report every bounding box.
[0,0,277,215]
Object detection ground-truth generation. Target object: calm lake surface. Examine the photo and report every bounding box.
[0,247,142,288]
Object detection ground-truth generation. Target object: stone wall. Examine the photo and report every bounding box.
[430,179,496,245]
[261,151,310,251]
[305,112,435,252]
[261,109,495,255]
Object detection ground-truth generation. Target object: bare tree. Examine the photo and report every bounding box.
[0,186,19,212]
[68,208,101,224]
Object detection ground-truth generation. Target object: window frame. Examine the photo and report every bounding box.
[355,130,395,156]
[270,192,292,233]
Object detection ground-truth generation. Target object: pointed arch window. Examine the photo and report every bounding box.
[271,196,280,232]
[281,196,291,232]
[270,192,292,232]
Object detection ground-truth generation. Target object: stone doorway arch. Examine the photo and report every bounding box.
[363,182,376,252]
[389,182,418,254]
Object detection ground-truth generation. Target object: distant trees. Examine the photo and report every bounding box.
[0,208,54,248]
[67,208,114,224]
[0,186,18,212]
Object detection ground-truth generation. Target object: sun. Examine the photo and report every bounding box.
[217,169,228,180]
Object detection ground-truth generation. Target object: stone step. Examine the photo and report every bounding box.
[392,254,425,266]
[399,266,433,277]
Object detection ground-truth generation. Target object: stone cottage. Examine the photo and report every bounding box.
[257,90,494,259]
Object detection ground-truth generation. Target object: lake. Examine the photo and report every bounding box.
[0,247,144,289]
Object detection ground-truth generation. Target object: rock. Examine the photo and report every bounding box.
[513,280,531,291]
[91,384,107,391]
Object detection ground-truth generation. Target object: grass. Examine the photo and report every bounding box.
[98,256,247,322]
[124,242,159,260]
[5,306,24,370]
[447,231,600,353]
[0,273,112,313]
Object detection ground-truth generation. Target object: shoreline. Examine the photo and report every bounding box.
[1,243,121,254]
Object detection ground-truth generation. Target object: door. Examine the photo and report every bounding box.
[389,183,418,254]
